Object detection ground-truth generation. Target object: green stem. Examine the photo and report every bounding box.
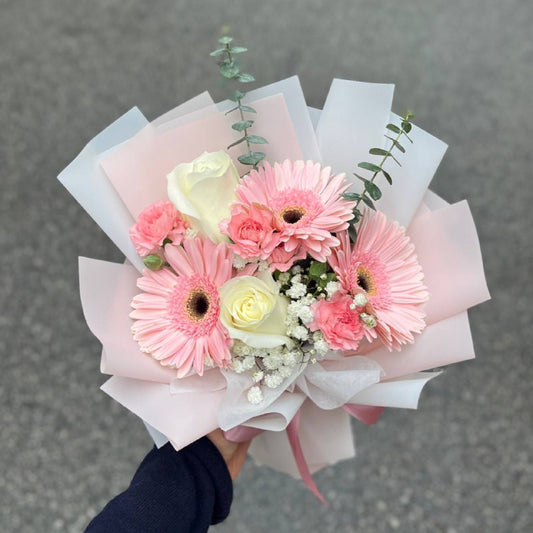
[353,119,407,211]
[224,43,255,168]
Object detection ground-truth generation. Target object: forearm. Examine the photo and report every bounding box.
[85,438,233,533]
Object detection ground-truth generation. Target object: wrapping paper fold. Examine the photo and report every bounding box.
[65,76,489,481]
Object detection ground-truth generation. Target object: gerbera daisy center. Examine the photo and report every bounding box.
[281,206,306,224]
[357,266,377,296]
[186,289,211,321]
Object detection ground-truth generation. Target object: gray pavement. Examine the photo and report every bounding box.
[1,0,532,531]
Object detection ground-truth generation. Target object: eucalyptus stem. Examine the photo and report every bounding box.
[353,123,404,211]
[210,36,268,170]
[343,110,415,241]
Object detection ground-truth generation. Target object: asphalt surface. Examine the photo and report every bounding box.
[1,0,532,531]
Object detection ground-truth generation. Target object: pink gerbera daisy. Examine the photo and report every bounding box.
[329,210,428,350]
[130,236,234,377]
[234,160,355,264]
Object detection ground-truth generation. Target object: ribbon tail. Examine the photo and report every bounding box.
[286,410,328,506]
[342,404,385,425]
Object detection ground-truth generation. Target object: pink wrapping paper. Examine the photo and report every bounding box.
[79,257,175,384]
[101,376,224,450]
[101,95,303,218]
[408,200,490,324]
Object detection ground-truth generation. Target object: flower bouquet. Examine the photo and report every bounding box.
[59,37,489,501]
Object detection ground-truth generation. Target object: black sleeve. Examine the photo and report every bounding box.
[85,437,233,533]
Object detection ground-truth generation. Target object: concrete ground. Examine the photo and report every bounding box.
[1,0,532,531]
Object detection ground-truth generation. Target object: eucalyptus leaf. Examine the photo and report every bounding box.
[237,73,255,83]
[364,181,382,200]
[240,105,257,113]
[403,131,414,143]
[225,106,239,115]
[232,120,254,131]
[228,90,245,102]
[218,36,233,45]
[341,192,362,200]
[227,136,246,149]
[381,169,393,185]
[361,194,376,209]
[369,148,389,157]
[220,62,240,79]
[358,162,382,173]
[386,123,401,134]
[385,137,405,153]
[245,134,268,144]
[229,46,248,53]
[238,152,266,166]
[401,121,412,133]
[348,225,358,242]
[209,48,226,57]
[389,152,402,167]
[353,172,367,182]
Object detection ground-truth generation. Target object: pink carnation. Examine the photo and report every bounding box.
[268,242,307,272]
[309,292,366,351]
[130,201,189,257]
[221,204,280,260]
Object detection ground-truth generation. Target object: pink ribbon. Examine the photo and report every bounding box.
[286,409,328,505]
[342,404,385,425]
[224,404,385,505]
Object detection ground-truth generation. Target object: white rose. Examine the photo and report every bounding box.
[218,270,292,349]
[167,150,239,242]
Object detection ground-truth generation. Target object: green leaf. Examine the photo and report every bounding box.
[227,137,246,149]
[352,172,367,182]
[228,90,245,102]
[352,209,361,223]
[401,121,412,133]
[385,136,406,153]
[381,169,393,185]
[386,123,401,134]
[341,192,362,201]
[238,152,266,166]
[309,261,327,279]
[143,254,164,270]
[402,130,414,143]
[389,152,402,167]
[358,162,382,173]
[209,48,227,57]
[229,46,248,53]
[237,73,255,83]
[348,225,357,242]
[369,148,389,157]
[364,180,382,200]
[218,36,233,45]
[232,120,253,131]
[245,134,268,144]
[239,105,256,113]
[361,194,376,209]
[220,62,240,79]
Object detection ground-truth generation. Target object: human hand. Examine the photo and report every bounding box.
[207,429,251,480]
